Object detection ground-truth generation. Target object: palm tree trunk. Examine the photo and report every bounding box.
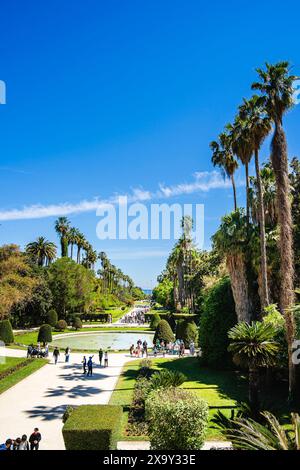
[254,149,269,311]
[271,122,296,400]
[77,246,81,264]
[249,366,260,416]
[70,243,73,260]
[245,162,250,225]
[231,174,237,211]
[227,253,251,322]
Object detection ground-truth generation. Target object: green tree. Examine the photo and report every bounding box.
[0,319,14,344]
[26,237,57,266]
[38,324,52,345]
[228,321,279,413]
[46,309,58,327]
[150,313,161,330]
[154,320,175,344]
[252,61,298,398]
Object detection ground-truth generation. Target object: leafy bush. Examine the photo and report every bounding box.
[150,313,161,330]
[62,405,122,450]
[38,324,52,344]
[138,359,153,378]
[146,387,209,450]
[154,320,175,344]
[149,369,187,389]
[56,319,68,331]
[73,316,82,330]
[199,277,237,368]
[46,309,58,327]
[0,319,14,345]
[176,320,198,347]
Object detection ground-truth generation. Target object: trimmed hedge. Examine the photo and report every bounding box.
[0,320,14,345]
[149,313,161,330]
[56,319,68,331]
[153,320,175,344]
[46,309,58,327]
[176,320,198,347]
[38,324,52,344]
[62,405,122,450]
[73,316,82,330]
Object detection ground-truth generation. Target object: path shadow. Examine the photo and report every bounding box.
[25,404,67,421]
[45,384,101,399]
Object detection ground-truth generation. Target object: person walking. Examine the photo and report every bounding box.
[104,351,108,367]
[65,347,71,363]
[29,428,41,450]
[82,355,87,374]
[98,348,103,366]
[142,340,148,357]
[87,356,94,376]
[18,435,29,451]
[53,347,60,364]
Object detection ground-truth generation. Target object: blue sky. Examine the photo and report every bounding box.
[0,0,299,288]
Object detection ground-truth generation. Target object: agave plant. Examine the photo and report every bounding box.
[227,412,300,450]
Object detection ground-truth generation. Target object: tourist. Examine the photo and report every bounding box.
[13,438,21,450]
[104,351,108,367]
[129,344,134,356]
[65,346,71,363]
[27,345,33,358]
[87,356,94,376]
[82,355,87,374]
[53,347,60,364]
[99,348,103,366]
[29,428,42,450]
[44,343,49,357]
[0,439,12,451]
[142,340,148,357]
[189,341,195,356]
[18,435,29,451]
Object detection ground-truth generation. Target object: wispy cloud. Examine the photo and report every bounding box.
[0,171,242,221]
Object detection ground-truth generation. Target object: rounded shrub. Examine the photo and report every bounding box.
[0,319,14,345]
[38,324,52,345]
[73,316,82,330]
[199,277,237,368]
[146,387,209,450]
[181,321,198,347]
[153,320,175,344]
[56,319,68,331]
[46,309,58,327]
[149,313,161,330]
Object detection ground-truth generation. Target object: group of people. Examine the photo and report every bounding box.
[0,428,41,451]
[81,349,109,376]
[129,339,148,357]
[120,306,150,325]
[27,343,49,358]
[52,346,71,364]
[153,339,196,356]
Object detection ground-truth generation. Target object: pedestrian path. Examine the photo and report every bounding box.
[0,348,134,450]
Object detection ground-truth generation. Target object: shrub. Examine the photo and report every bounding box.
[181,321,198,347]
[56,319,68,331]
[154,320,175,344]
[62,405,122,450]
[0,319,14,345]
[199,277,237,368]
[46,309,58,327]
[149,369,186,389]
[38,324,52,345]
[73,316,82,330]
[146,387,209,450]
[62,405,75,424]
[150,313,161,330]
[138,359,153,378]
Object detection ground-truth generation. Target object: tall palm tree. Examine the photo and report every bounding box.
[54,217,70,258]
[239,95,272,309]
[26,237,57,266]
[210,132,239,210]
[228,321,278,413]
[76,232,86,264]
[252,61,298,398]
[68,227,79,260]
[227,118,253,224]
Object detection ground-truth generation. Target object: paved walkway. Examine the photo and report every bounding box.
[0,347,134,450]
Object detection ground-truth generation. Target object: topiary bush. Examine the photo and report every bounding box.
[146,387,209,450]
[62,405,122,450]
[73,316,82,330]
[181,321,198,347]
[56,319,68,331]
[154,320,175,344]
[0,319,14,345]
[46,309,58,327]
[199,277,237,368]
[150,313,161,330]
[38,324,52,345]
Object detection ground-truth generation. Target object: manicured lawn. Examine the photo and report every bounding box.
[0,357,47,394]
[110,356,294,441]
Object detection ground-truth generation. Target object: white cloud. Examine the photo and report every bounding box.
[0,171,242,221]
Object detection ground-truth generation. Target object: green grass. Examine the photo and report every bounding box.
[109,356,295,441]
[0,357,47,394]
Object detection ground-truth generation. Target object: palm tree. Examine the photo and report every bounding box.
[239,95,272,309]
[26,237,57,266]
[210,132,239,210]
[252,61,298,398]
[68,227,79,260]
[227,118,253,224]
[54,217,70,257]
[226,412,300,450]
[228,321,279,413]
[76,232,86,264]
